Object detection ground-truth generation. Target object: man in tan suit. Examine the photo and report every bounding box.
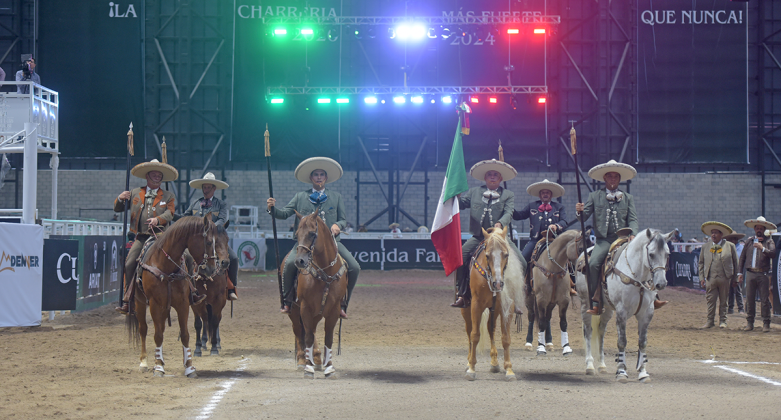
[697,221,738,329]
[114,159,179,314]
[737,216,777,332]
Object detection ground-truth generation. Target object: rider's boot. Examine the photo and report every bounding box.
[188,280,206,306]
[115,275,133,314]
[451,264,470,308]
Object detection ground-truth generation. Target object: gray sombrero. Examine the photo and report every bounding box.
[724,231,746,242]
[588,159,637,181]
[294,157,343,184]
[189,172,229,190]
[701,221,732,236]
[469,159,517,182]
[744,216,777,231]
[527,179,565,199]
[131,159,178,182]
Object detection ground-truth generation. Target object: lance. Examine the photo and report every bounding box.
[571,125,596,313]
[265,124,285,309]
[119,122,134,304]
[497,139,516,244]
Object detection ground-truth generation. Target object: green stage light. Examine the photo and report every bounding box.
[301,28,314,35]
[274,28,287,36]
[270,98,284,104]
[336,98,349,104]
[317,98,331,104]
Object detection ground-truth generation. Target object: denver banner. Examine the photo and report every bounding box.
[0,223,44,327]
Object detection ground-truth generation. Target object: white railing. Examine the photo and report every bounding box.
[42,219,123,238]
[0,82,59,152]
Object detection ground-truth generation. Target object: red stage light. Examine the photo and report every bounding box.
[507,28,520,34]
[537,97,547,104]
[470,96,479,104]
[533,28,546,34]
[489,97,497,104]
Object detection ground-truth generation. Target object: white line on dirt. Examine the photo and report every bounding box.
[195,358,251,420]
[713,365,781,386]
[701,360,781,365]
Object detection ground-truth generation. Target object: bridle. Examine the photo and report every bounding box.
[617,232,669,291]
[472,239,507,295]
[295,213,347,315]
[147,221,223,282]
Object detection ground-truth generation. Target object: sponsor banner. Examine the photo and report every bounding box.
[0,223,44,327]
[81,236,123,306]
[665,252,701,290]
[233,238,267,271]
[42,239,80,311]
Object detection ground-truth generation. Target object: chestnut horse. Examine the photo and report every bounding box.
[461,226,525,381]
[529,229,582,356]
[127,215,230,377]
[286,210,347,379]
[183,251,228,357]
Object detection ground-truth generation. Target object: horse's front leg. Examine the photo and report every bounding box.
[210,310,222,356]
[614,307,629,383]
[499,310,516,381]
[135,298,149,371]
[465,302,482,381]
[149,298,167,377]
[525,296,536,351]
[636,299,654,382]
[559,288,572,356]
[287,306,307,370]
[597,309,612,373]
[175,284,196,378]
[488,308,500,373]
[461,307,473,371]
[301,305,320,379]
[194,313,204,357]
[321,308,339,379]
[581,308,595,375]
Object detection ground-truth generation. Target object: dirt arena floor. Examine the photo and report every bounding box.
[4,269,781,419]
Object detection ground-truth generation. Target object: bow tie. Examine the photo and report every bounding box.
[201,198,212,208]
[606,191,623,202]
[538,203,552,212]
[309,191,328,205]
[145,189,157,199]
[483,190,500,200]
[711,244,722,253]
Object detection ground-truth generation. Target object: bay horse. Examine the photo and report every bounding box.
[288,210,347,379]
[127,215,230,377]
[530,229,582,356]
[183,251,228,357]
[461,226,525,381]
[574,228,674,382]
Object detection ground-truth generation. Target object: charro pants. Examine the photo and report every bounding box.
[282,242,360,310]
[728,281,744,312]
[587,236,617,303]
[122,234,150,302]
[745,271,770,325]
[705,276,730,325]
[227,246,238,291]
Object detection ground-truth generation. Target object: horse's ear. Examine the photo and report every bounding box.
[482,228,490,238]
[646,229,652,239]
[203,213,212,226]
[295,210,303,220]
[663,230,676,242]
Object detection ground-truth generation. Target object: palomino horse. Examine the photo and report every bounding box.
[461,226,525,381]
[575,228,674,382]
[287,210,347,379]
[183,251,228,357]
[127,215,230,377]
[530,229,582,356]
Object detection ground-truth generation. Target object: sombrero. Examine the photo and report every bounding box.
[588,159,637,181]
[724,231,746,242]
[469,159,517,182]
[294,157,343,184]
[744,216,777,231]
[131,159,178,182]
[527,179,565,198]
[389,223,400,229]
[700,221,732,236]
[189,172,229,190]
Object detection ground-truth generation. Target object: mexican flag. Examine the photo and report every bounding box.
[431,118,469,276]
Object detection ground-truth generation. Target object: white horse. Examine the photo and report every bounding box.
[575,228,674,382]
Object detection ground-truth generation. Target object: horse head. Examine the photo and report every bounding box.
[294,210,328,270]
[190,213,230,279]
[638,228,675,291]
[482,226,510,292]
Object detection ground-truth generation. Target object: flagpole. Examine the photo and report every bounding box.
[119,122,134,304]
[265,124,285,309]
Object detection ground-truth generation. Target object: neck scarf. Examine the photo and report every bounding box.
[309,190,328,205]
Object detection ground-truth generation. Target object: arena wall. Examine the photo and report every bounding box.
[1,169,779,241]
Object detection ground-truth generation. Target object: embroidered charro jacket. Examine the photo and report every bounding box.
[698,240,738,281]
[458,185,514,238]
[186,196,228,226]
[738,235,776,274]
[576,188,638,239]
[113,186,176,235]
[513,200,567,241]
[270,188,347,241]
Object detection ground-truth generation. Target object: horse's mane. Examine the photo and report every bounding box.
[152,216,208,251]
[485,228,510,252]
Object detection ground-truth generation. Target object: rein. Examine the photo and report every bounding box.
[604,232,668,315]
[297,214,347,315]
[471,240,505,295]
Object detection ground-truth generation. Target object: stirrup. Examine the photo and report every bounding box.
[191,293,206,306]
[280,305,290,314]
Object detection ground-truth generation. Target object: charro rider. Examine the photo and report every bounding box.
[698,221,738,329]
[575,160,639,315]
[737,216,777,332]
[186,172,238,301]
[451,159,524,308]
[114,159,203,314]
[266,157,361,319]
[513,179,568,263]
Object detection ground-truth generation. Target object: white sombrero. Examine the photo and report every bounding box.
[588,159,637,181]
[469,159,517,182]
[189,172,229,190]
[744,216,777,231]
[294,157,343,184]
[131,159,178,182]
[527,179,565,199]
[701,221,732,236]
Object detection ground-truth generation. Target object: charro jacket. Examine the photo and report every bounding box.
[458,185,514,238]
[270,188,347,242]
[113,186,176,235]
[576,188,638,239]
[513,200,568,241]
[698,240,738,282]
[186,196,228,226]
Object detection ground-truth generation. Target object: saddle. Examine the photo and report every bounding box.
[575,236,631,285]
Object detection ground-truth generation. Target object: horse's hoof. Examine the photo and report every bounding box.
[324,365,336,379]
[562,346,573,356]
[525,342,533,351]
[153,370,165,378]
[187,371,198,379]
[216,344,222,350]
[545,342,554,351]
[194,349,202,357]
[489,364,501,373]
[464,371,476,381]
[586,367,596,375]
[304,371,315,379]
[616,374,628,383]
[315,364,323,372]
[639,375,651,383]
[210,349,219,356]
[598,366,608,374]
[505,373,517,381]
[296,364,306,371]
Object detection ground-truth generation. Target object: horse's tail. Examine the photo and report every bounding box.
[126,311,139,348]
[476,308,490,356]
